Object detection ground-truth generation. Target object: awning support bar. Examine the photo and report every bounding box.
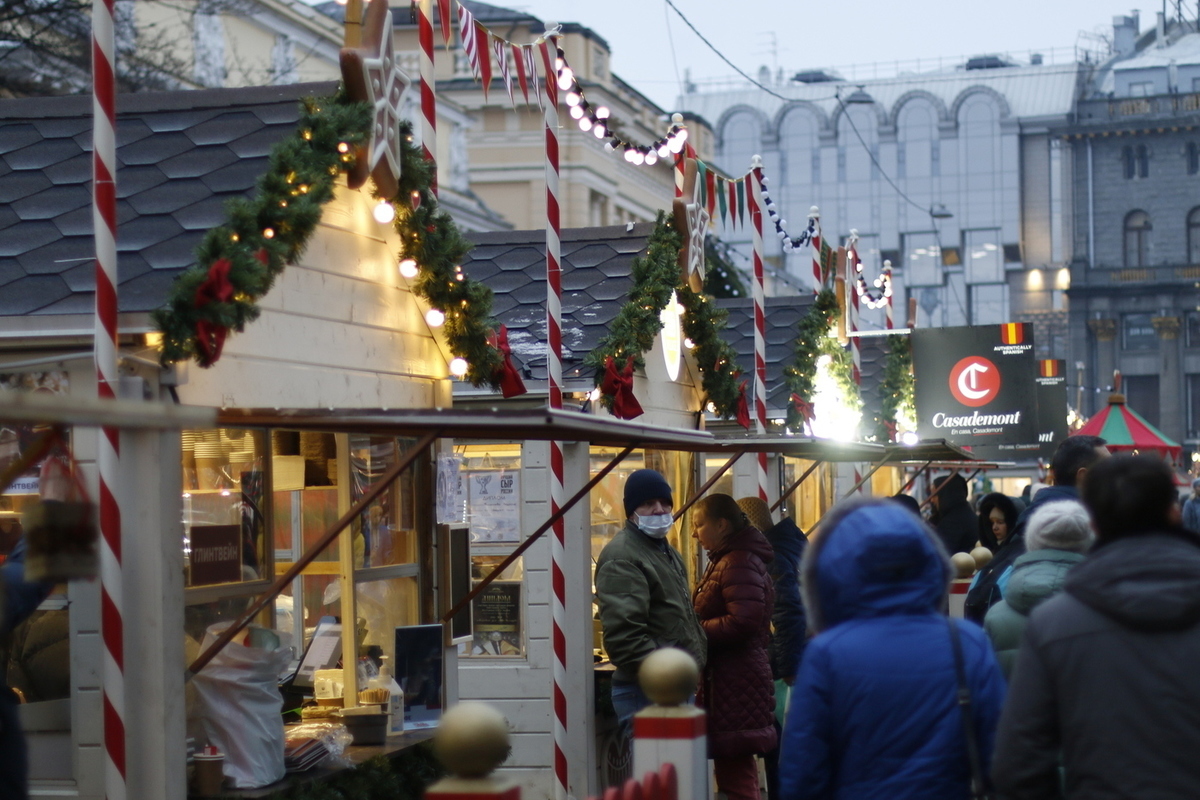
[771,459,824,513]
[442,442,638,623]
[801,455,890,535]
[187,430,442,682]
[673,448,747,522]
[900,461,934,494]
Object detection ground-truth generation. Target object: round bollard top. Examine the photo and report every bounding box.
[970,546,994,570]
[433,702,511,778]
[950,551,977,579]
[638,647,699,706]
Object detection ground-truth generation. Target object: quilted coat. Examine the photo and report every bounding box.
[780,500,1006,800]
[693,524,777,758]
[983,549,1084,678]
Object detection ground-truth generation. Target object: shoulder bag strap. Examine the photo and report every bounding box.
[948,618,991,800]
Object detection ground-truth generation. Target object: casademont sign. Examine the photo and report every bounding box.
[912,323,1038,447]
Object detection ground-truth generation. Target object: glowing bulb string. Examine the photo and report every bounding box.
[848,228,894,310]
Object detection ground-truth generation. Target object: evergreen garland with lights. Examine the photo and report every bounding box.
[584,212,742,418]
[783,289,862,430]
[874,333,915,443]
[153,91,502,387]
[703,238,747,299]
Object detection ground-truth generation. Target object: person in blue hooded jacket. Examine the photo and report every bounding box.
[779,498,1006,800]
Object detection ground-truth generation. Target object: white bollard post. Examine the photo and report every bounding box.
[631,649,708,800]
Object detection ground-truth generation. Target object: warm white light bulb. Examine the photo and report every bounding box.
[579,117,593,132]
[630,150,645,165]
[557,69,574,91]
[657,144,670,157]
[373,200,395,224]
[676,127,689,143]
[425,308,445,327]
[594,124,606,139]
[398,258,418,278]
[596,106,610,119]
[449,358,468,377]
[570,105,585,119]
[667,135,684,154]
[565,91,581,107]
[644,151,658,165]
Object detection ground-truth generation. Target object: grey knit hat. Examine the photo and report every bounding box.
[1025,500,1095,553]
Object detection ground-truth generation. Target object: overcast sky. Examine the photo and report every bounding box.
[494,1,1149,109]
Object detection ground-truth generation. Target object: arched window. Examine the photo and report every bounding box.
[1188,208,1200,265]
[958,94,999,177]
[1124,210,1151,267]
[718,111,761,178]
[897,101,936,179]
[837,105,877,184]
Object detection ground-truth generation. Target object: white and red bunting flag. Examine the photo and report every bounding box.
[458,4,479,79]
[438,0,454,49]
[512,42,530,105]
[538,38,556,108]
[477,23,492,99]
[525,44,543,109]
[494,36,515,106]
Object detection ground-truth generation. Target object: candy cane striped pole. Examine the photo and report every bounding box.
[884,261,895,329]
[749,158,769,501]
[847,235,864,493]
[673,113,686,198]
[809,206,822,295]
[418,0,437,196]
[93,1,125,798]
[540,33,569,800]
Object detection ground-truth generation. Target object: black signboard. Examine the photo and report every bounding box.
[912,324,1038,448]
[968,359,1069,461]
[188,524,242,586]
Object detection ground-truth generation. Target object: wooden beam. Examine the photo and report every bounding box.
[771,459,823,513]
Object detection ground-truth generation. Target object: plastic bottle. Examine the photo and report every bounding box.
[372,658,404,735]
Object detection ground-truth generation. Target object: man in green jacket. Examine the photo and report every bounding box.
[595,469,706,726]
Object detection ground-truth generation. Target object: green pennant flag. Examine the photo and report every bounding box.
[821,241,835,284]
[696,160,708,207]
[736,180,745,228]
[716,177,728,225]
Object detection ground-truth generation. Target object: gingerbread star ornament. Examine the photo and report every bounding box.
[340,0,410,198]
[671,158,709,293]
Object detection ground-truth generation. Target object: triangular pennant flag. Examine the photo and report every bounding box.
[716,176,727,225]
[696,160,708,208]
[477,24,493,99]
[438,0,454,50]
[458,4,479,79]
[705,165,717,220]
[494,36,514,106]
[736,180,745,227]
[524,45,542,109]
[538,39,556,108]
[728,178,737,228]
[513,42,530,104]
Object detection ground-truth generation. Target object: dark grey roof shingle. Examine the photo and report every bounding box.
[0,81,336,315]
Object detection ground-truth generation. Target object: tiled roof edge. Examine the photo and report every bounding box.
[0,82,339,120]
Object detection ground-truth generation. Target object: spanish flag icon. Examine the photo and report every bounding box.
[1000,323,1024,345]
[1039,360,1061,378]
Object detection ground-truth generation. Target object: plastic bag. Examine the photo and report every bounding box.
[284,721,353,771]
[192,623,293,789]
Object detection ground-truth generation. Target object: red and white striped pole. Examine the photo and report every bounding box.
[809,206,822,295]
[92,1,125,798]
[418,0,437,196]
[884,260,895,329]
[749,158,768,501]
[539,33,568,800]
[847,234,864,492]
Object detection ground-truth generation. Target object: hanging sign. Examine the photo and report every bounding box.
[912,323,1038,447]
[967,358,1069,461]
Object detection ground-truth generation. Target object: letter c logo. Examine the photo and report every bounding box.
[949,356,1000,407]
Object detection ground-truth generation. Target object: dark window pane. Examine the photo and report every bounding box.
[1124,374,1160,428]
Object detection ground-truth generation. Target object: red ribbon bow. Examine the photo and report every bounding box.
[883,419,898,443]
[489,325,527,398]
[790,393,816,423]
[194,319,228,367]
[600,356,644,420]
[194,257,235,308]
[735,380,751,429]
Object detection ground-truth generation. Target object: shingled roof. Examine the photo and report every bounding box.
[0,81,336,317]
[463,223,653,383]
[722,295,892,423]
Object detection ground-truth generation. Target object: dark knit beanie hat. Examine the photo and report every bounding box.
[623,469,673,517]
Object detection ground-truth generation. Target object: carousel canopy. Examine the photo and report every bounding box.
[1072,392,1181,456]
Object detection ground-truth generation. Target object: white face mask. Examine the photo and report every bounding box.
[635,513,674,538]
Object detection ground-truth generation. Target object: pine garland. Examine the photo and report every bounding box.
[153,91,501,387]
[783,289,861,430]
[874,333,915,443]
[255,747,443,800]
[703,238,747,299]
[584,213,742,418]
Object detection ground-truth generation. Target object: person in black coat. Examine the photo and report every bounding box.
[964,493,1025,623]
[995,454,1200,798]
[930,473,977,554]
[965,435,1109,623]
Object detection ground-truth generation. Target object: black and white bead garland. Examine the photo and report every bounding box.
[849,229,893,309]
[756,173,818,254]
[554,49,689,164]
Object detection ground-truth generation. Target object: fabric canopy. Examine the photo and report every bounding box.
[1072,393,1181,457]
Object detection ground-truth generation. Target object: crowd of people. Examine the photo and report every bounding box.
[596,433,1200,799]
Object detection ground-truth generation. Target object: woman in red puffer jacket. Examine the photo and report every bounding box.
[692,493,776,800]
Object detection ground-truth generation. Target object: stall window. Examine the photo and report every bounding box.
[449,443,526,659]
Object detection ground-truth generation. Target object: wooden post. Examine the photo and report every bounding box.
[344,0,363,47]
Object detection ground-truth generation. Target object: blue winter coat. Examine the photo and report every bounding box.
[780,500,1006,800]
